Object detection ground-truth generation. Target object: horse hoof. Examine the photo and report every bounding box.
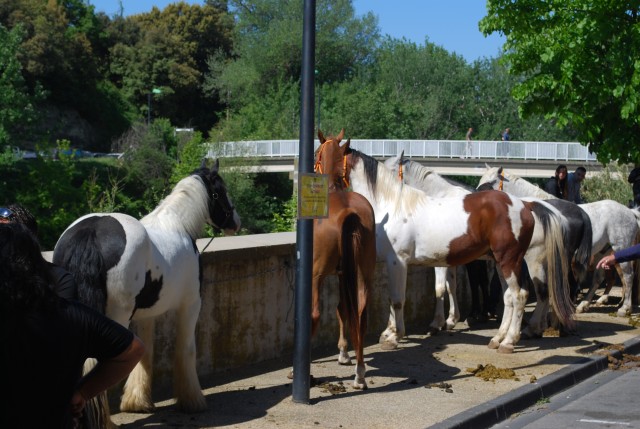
[576,302,589,314]
[426,327,440,337]
[338,354,352,365]
[617,307,630,317]
[596,295,609,305]
[497,343,514,354]
[353,379,368,390]
[488,338,500,349]
[380,340,398,351]
[287,369,294,379]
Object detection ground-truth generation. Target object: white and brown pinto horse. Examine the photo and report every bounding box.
[316,137,574,353]
[478,166,639,316]
[53,160,241,421]
[310,130,376,389]
[383,153,496,333]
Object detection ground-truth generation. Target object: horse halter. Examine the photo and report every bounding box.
[209,178,236,230]
[314,140,350,189]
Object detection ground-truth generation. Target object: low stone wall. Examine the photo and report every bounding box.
[46,232,473,384]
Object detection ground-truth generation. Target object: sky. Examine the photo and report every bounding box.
[89,1,505,63]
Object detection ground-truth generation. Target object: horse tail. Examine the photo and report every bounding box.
[340,212,364,344]
[528,201,575,330]
[573,207,593,284]
[54,228,111,429]
[54,228,107,314]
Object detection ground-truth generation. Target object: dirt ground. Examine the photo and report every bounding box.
[111,290,640,429]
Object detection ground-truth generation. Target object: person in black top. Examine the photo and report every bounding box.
[0,222,145,428]
[628,167,640,207]
[544,164,568,199]
[0,203,77,300]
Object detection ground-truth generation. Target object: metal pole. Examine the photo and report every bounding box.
[292,0,316,404]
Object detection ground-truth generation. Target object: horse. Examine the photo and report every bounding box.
[477,165,639,316]
[52,159,241,420]
[385,153,590,338]
[383,153,499,332]
[310,130,376,389]
[315,135,574,353]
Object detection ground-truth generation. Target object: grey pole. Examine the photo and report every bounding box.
[292,0,316,404]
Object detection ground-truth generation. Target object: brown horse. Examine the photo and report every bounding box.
[311,129,376,389]
[316,132,574,353]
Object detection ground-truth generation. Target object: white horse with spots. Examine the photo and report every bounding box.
[385,154,592,338]
[478,166,639,316]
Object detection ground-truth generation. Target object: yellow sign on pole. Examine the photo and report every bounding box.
[298,173,329,219]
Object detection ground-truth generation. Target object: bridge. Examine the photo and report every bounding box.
[209,139,602,178]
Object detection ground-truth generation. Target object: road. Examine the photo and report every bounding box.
[491,361,640,428]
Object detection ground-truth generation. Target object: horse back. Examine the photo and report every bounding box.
[53,214,135,315]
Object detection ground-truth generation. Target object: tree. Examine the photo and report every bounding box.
[480,0,640,164]
[0,24,43,146]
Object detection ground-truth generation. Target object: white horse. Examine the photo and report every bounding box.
[53,160,241,422]
[478,165,639,316]
[317,139,574,353]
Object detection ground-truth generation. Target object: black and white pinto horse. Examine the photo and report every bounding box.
[53,160,241,420]
[478,165,638,317]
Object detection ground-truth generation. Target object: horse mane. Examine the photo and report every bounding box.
[350,149,425,213]
[405,160,475,194]
[502,170,556,200]
[140,174,210,239]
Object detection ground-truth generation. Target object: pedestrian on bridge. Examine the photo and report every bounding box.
[464,127,473,158]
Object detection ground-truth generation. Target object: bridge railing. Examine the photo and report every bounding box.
[209,139,597,162]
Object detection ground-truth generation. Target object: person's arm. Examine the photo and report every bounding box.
[596,243,640,269]
[69,335,145,416]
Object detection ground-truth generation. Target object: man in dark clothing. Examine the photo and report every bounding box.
[0,223,145,429]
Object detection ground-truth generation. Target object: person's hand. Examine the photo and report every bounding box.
[596,254,616,270]
[69,390,87,427]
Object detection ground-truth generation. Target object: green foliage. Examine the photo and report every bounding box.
[582,164,633,205]
[0,24,44,146]
[271,193,297,232]
[480,0,640,164]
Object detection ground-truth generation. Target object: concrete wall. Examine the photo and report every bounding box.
[139,232,472,382]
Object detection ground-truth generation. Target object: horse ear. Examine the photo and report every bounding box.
[399,150,406,163]
[485,163,492,169]
[318,129,325,143]
[342,138,351,151]
[200,158,207,169]
[212,158,220,174]
[497,166,503,175]
[337,128,345,141]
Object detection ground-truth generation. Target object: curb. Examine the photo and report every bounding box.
[429,336,640,429]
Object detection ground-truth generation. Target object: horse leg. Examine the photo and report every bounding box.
[576,264,600,313]
[172,298,206,412]
[617,261,634,316]
[595,268,615,305]
[379,256,408,350]
[521,260,549,339]
[429,267,448,334]
[489,269,511,349]
[445,267,459,330]
[335,275,352,366]
[497,271,527,354]
[120,318,156,412]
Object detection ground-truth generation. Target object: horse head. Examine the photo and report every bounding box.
[195,159,241,235]
[315,129,352,191]
[477,165,509,191]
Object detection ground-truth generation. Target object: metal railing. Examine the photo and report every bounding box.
[209,139,597,162]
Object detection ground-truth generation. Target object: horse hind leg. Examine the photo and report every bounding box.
[120,318,156,413]
[616,261,634,316]
[336,280,352,366]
